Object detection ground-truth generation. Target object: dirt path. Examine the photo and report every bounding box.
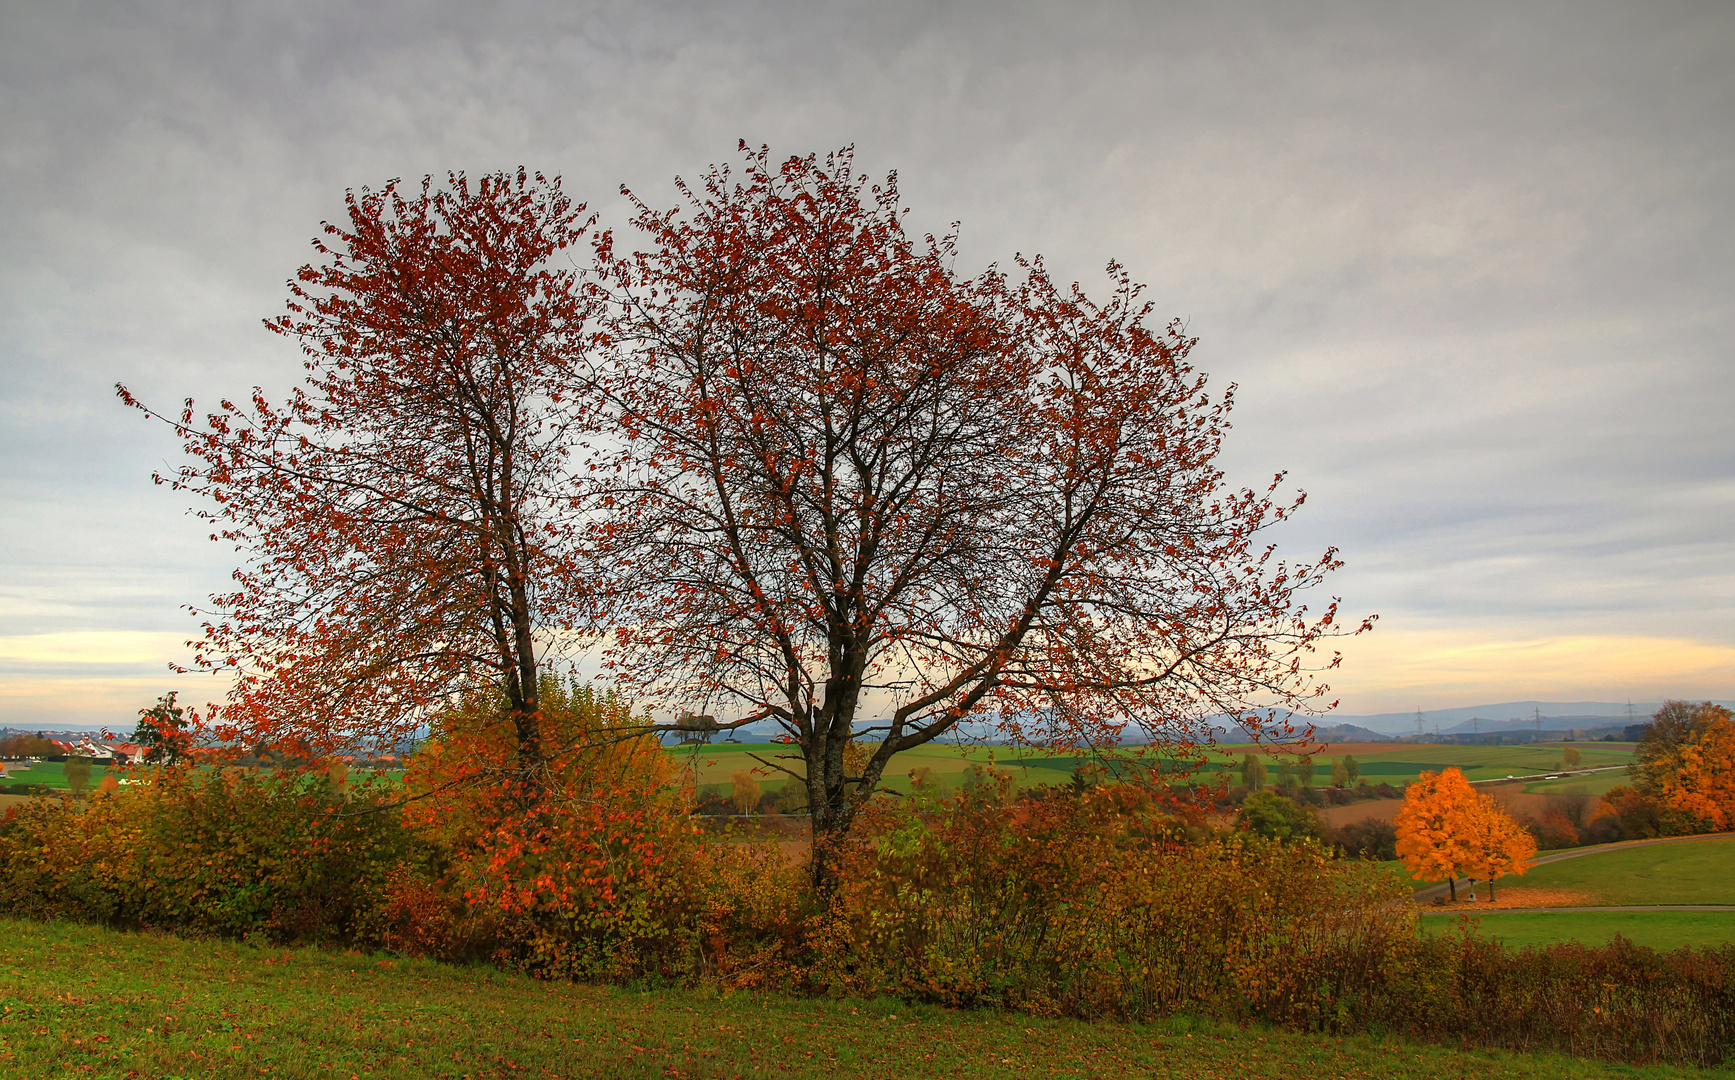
[1411,831,1734,905]
[1421,905,1735,914]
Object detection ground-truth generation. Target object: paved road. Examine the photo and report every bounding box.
[1411,831,1734,905]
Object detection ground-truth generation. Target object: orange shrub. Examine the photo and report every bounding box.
[402,679,744,979]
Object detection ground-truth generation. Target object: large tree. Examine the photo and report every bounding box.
[1630,700,1735,831]
[119,170,598,769]
[1394,767,1480,901]
[589,145,1363,878]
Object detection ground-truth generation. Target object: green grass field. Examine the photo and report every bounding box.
[1405,836,1735,948]
[1420,910,1735,951]
[2,736,1630,804]
[0,917,1722,1080]
[667,741,1094,797]
[1514,836,1735,905]
[0,759,112,790]
[1523,771,1631,796]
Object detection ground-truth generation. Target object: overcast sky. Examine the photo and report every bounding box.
[2,1,1731,728]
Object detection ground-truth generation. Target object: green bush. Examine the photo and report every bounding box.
[1405,929,1735,1066]
[812,783,1413,1024]
[1240,791,1322,841]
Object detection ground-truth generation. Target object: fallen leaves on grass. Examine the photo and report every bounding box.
[1435,887,1597,910]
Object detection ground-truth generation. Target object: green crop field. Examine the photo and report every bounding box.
[666,741,1100,797]
[0,917,1720,1080]
[1305,744,1632,785]
[666,737,1635,800]
[0,737,1634,804]
[1420,910,1735,951]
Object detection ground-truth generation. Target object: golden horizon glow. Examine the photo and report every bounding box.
[1,627,1732,727]
[1324,629,1735,714]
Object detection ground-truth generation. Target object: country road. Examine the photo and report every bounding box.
[1410,830,1734,905]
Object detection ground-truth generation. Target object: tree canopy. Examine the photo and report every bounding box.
[125,146,1367,867]
[588,145,1364,866]
[1394,767,1533,901]
[133,692,191,765]
[120,170,599,766]
[1629,700,1735,831]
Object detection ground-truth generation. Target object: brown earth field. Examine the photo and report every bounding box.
[1316,798,1404,828]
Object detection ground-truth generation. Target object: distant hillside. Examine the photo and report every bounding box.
[1305,722,1394,743]
[1192,718,1391,745]
[1327,701,1735,737]
[1436,714,1648,736]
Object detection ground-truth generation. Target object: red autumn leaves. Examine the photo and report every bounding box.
[121,145,1368,860]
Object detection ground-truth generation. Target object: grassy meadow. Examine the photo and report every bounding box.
[0,734,1634,803]
[1511,835,1735,905]
[1413,835,1735,949]
[2,916,1725,1080]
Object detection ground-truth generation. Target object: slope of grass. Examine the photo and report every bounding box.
[1394,837,1735,906]
[1513,836,1735,905]
[1420,910,1735,951]
[0,917,1723,1080]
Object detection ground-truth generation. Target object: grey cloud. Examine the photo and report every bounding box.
[1,0,1730,721]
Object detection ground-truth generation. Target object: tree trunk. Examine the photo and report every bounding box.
[1448,877,1457,902]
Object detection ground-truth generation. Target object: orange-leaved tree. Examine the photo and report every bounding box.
[1394,767,1481,901]
[1396,767,1535,902]
[118,171,600,773]
[1623,700,1735,832]
[1460,795,1536,901]
[587,144,1369,883]
[1657,706,1735,830]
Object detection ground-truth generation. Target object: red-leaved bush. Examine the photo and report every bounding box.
[392,679,805,982]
